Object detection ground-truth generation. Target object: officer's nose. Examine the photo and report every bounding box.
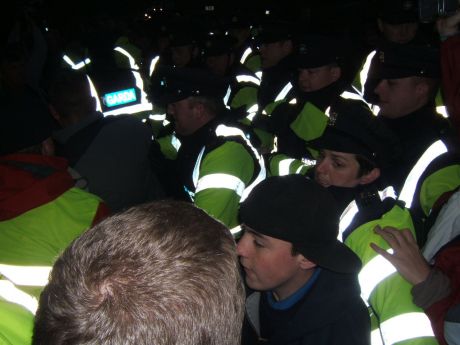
[236,232,250,257]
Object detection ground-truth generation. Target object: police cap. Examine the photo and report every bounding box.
[202,34,237,58]
[255,20,293,44]
[378,0,418,24]
[375,43,440,79]
[296,34,344,69]
[310,100,401,168]
[150,66,228,106]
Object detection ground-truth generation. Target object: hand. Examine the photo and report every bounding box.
[370,226,431,285]
[437,11,460,37]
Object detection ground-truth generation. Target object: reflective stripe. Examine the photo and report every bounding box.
[149,55,160,76]
[247,104,259,113]
[360,50,377,96]
[340,186,395,239]
[279,158,296,176]
[191,125,266,202]
[436,105,449,118]
[63,55,91,70]
[149,113,166,121]
[0,264,51,286]
[399,140,448,208]
[289,98,297,104]
[86,76,102,112]
[195,173,246,196]
[255,71,262,79]
[0,280,38,314]
[246,112,257,122]
[371,329,384,345]
[103,102,153,116]
[171,134,182,152]
[340,90,363,101]
[275,82,293,102]
[359,250,396,302]
[223,85,232,106]
[114,47,150,107]
[339,200,359,238]
[236,75,261,86]
[379,312,435,345]
[240,47,253,64]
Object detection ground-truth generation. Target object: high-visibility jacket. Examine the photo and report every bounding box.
[0,299,34,345]
[156,123,265,230]
[342,191,438,345]
[0,154,108,318]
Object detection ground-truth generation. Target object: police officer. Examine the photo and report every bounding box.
[150,66,265,231]
[202,33,259,115]
[309,101,438,345]
[372,43,460,245]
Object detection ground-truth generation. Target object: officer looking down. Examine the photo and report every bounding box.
[150,66,265,231]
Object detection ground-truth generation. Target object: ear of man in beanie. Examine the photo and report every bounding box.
[239,175,340,246]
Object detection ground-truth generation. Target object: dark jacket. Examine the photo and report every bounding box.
[242,269,370,345]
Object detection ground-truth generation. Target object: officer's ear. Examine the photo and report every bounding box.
[359,167,380,185]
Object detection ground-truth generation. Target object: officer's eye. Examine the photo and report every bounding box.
[253,239,264,248]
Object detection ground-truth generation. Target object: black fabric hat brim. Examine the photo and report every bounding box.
[309,128,376,162]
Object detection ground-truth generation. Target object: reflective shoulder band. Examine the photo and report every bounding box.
[149,55,160,77]
[223,85,232,106]
[379,312,435,344]
[236,75,261,86]
[195,173,246,197]
[240,47,253,64]
[399,140,448,208]
[279,158,296,176]
[0,280,38,314]
[0,264,51,286]
[360,50,377,96]
[339,200,359,239]
[359,250,396,302]
[275,82,293,102]
[103,102,153,116]
[86,76,102,112]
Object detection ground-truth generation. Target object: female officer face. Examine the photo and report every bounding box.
[314,149,379,188]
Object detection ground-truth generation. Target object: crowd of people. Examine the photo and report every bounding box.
[1,0,460,344]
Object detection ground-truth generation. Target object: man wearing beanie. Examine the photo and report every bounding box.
[237,175,370,345]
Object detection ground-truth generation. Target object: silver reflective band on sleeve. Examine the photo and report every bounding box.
[359,250,396,302]
[103,102,153,116]
[279,158,296,176]
[0,280,38,314]
[398,140,448,208]
[255,71,263,79]
[275,82,293,102]
[371,329,384,345]
[247,104,259,114]
[379,312,435,345]
[240,47,253,64]
[223,85,232,105]
[236,75,261,86]
[436,105,449,118]
[213,125,266,202]
[379,186,396,200]
[325,106,331,117]
[149,113,166,121]
[340,91,363,101]
[171,134,182,152]
[360,50,377,96]
[149,55,160,77]
[339,200,359,239]
[289,98,297,104]
[86,76,102,112]
[0,264,52,286]
[195,173,246,196]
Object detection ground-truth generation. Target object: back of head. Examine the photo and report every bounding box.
[33,201,244,345]
[0,87,57,155]
[48,69,94,122]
